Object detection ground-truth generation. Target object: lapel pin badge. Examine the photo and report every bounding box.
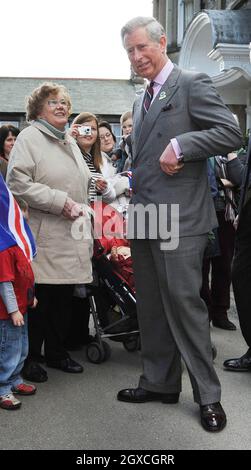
[159,91,167,100]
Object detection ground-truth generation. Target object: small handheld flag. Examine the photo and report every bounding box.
[0,174,36,260]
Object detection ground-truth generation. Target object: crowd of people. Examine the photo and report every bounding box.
[0,15,250,434]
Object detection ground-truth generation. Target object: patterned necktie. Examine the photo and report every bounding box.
[143,80,154,113]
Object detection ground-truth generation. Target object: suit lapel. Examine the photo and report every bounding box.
[133,66,181,162]
[131,92,144,158]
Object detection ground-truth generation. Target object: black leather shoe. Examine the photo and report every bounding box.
[117,387,179,404]
[47,357,83,373]
[223,352,251,371]
[22,361,48,383]
[200,402,226,432]
[212,318,236,331]
[212,318,236,330]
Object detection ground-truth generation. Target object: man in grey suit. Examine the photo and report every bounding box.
[117,16,243,432]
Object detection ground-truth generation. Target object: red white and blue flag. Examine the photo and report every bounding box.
[127,170,132,188]
[0,174,36,260]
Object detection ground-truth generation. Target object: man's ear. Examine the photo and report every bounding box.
[159,34,167,53]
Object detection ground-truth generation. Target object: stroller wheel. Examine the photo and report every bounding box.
[86,341,111,364]
[123,335,140,352]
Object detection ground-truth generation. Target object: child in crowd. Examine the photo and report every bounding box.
[112,111,133,173]
[0,174,37,410]
[118,111,133,173]
[93,201,135,291]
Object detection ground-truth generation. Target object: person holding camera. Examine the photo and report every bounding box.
[70,112,116,203]
[71,113,130,209]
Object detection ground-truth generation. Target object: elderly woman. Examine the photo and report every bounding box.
[7,82,93,381]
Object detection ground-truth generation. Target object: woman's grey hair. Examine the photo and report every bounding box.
[26,82,72,122]
[121,16,166,45]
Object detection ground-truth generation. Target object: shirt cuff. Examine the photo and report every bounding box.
[170,138,184,161]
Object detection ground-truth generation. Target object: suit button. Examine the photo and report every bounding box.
[157,132,162,137]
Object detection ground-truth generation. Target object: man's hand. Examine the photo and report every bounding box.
[159,143,184,175]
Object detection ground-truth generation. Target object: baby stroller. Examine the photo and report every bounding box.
[86,201,140,364]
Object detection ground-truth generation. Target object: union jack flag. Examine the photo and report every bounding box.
[0,174,36,260]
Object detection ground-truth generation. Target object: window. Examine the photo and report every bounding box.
[111,123,121,145]
[0,120,19,128]
[184,0,195,28]
[177,0,201,46]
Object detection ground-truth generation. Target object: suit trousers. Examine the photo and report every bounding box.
[131,236,221,405]
[232,199,251,348]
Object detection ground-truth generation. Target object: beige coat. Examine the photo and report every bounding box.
[7,121,93,284]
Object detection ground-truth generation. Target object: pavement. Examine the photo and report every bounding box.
[1,293,251,451]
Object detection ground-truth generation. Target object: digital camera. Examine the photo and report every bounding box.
[78,126,92,136]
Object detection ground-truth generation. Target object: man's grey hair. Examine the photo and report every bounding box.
[121,16,166,46]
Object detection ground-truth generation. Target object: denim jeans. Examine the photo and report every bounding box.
[0,315,28,396]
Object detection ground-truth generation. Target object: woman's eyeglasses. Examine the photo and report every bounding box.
[99,132,112,141]
[47,99,68,108]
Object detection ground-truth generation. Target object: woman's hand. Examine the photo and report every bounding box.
[95,178,108,193]
[69,124,80,139]
[10,310,25,327]
[62,197,83,220]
